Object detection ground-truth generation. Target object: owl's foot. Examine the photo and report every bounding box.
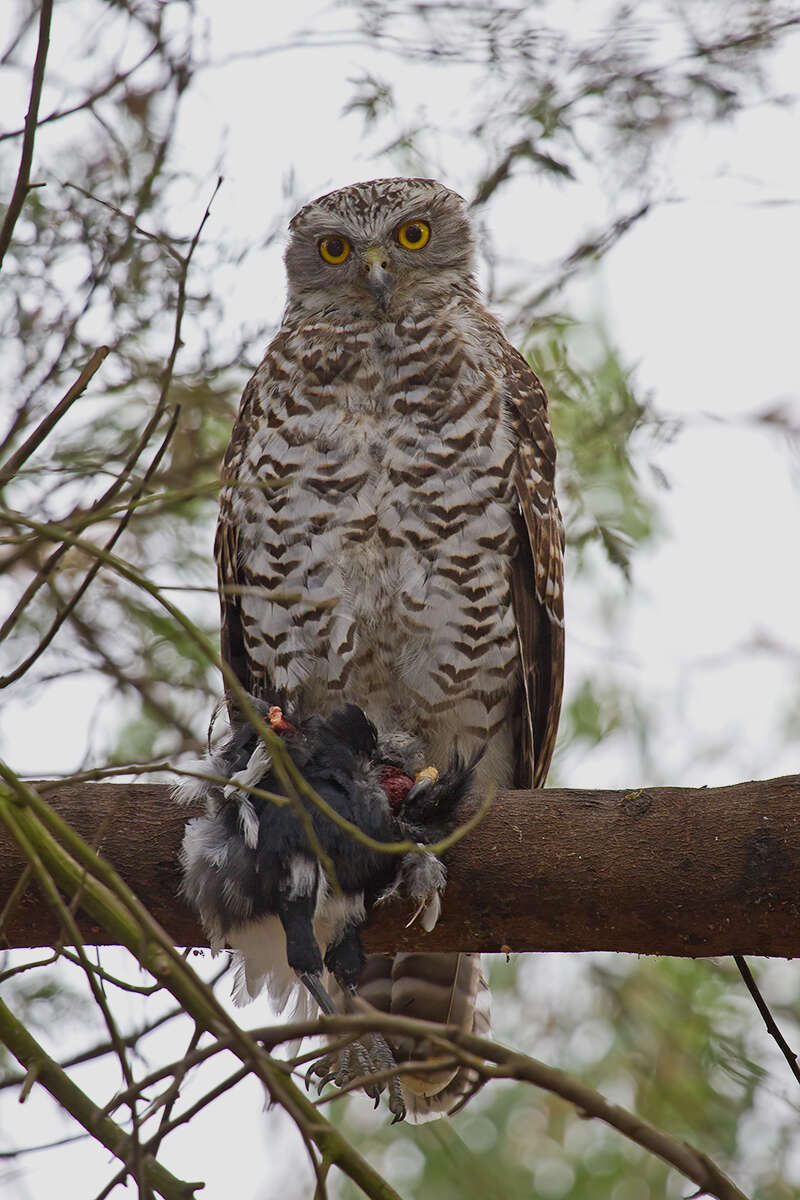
[306,1033,406,1123]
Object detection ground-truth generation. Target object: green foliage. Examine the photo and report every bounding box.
[344,0,797,207]
[560,677,651,757]
[532,326,663,579]
[0,4,246,758]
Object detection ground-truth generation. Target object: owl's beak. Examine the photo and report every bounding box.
[363,245,392,309]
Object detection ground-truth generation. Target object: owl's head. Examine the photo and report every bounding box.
[284,178,477,314]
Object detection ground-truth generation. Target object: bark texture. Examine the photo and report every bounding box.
[1,775,798,956]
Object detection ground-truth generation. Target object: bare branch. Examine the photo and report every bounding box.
[0,0,53,270]
[0,995,202,1199]
[1,775,798,957]
[0,771,406,1200]
[0,346,109,488]
[1,763,779,1199]
[298,1010,750,1200]
[734,954,800,1088]
[0,44,160,144]
[0,408,179,687]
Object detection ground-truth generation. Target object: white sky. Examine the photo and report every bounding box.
[1,2,799,1196]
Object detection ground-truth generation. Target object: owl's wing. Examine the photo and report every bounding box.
[503,345,565,788]
[215,375,270,710]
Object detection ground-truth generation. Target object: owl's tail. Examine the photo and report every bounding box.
[357,951,491,1121]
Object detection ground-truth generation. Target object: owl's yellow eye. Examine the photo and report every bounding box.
[319,236,350,264]
[396,221,430,250]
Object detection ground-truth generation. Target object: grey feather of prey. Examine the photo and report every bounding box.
[176,698,478,1120]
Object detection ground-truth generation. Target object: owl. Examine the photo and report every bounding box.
[215,176,565,1119]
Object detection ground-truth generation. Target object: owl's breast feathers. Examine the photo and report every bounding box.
[217,295,563,790]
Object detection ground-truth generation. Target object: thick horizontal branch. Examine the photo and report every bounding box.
[1,775,799,956]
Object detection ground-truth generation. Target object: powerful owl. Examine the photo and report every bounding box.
[215,176,565,1118]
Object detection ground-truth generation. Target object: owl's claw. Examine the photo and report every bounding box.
[309,1070,335,1099]
[306,1033,406,1122]
[306,1054,339,1093]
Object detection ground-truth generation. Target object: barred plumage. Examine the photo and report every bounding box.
[216,177,565,1118]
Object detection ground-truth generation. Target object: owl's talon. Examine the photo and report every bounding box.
[305,1032,402,1120]
[306,1056,337,1093]
[388,1077,407,1123]
[349,1043,384,1100]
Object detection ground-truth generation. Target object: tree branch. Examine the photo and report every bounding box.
[0,346,109,488]
[0,996,201,1199]
[0,0,52,270]
[734,953,800,1087]
[0,772,407,1200]
[279,1010,751,1200]
[1,774,798,956]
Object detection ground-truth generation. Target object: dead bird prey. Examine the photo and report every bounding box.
[176,699,477,1122]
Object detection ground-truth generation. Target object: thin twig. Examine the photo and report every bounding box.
[0,964,229,1095]
[734,954,800,1088]
[94,1067,249,1200]
[0,43,160,143]
[0,347,109,488]
[63,181,190,261]
[0,0,52,270]
[0,949,58,984]
[0,1132,88,1159]
[0,995,201,1200]
[58,948,162,996]
[0,395,173,645]
[0,772,405,1200]
[0,407,179,687]
[0,863,35,944]
[266,1010,751,1200]
[0,174,220,649]
[0,798,149,1189]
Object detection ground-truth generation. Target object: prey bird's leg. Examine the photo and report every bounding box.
[277,870,344,1017]
[297,971,338,1016]
[274,880,369,1095]
[277,877,324,979]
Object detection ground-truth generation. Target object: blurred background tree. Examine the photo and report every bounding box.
[1,1,799,1197]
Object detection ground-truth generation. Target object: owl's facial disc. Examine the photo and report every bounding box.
[363,244,393,309]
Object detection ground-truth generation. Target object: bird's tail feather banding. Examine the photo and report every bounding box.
[357,950,491,1122]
